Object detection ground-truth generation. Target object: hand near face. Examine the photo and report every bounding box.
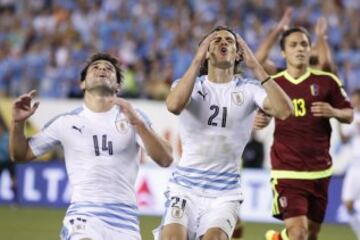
[236,34,260,70]
[12,90,40,123]
[195,32,219,63]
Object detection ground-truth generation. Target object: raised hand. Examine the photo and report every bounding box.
[111,97,143,126]
[12,90,40,123]
[311,101,334,117]
[194,31,218,63]
[236,34,260,70]
[275,7,293,32]
[315,17,328,37]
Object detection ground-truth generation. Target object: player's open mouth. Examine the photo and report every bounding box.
[220,47,228,55]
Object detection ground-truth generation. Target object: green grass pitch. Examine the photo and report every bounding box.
[0,206,356,240]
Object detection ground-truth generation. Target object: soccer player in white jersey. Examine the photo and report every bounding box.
[340,89,360,239]
[9,53,173,240]
[154,26,293,240]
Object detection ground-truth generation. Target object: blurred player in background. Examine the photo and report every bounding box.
[0,113,17,204]
[265,27,353,240]
[339,89,360,240]
[9,52,173,240]
[255,7,337,75]
[154,26,293,240]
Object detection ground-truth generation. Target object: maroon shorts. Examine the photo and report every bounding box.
[271,177,331,223]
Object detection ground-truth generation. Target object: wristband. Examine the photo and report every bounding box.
[261,76,272,85]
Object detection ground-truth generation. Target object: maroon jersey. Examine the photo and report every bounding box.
[271,68,352,173]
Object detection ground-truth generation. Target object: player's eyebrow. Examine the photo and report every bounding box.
[90,61,114,70]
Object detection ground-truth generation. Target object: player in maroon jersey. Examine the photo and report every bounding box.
[255,7,337,75]
[265,27,353,240]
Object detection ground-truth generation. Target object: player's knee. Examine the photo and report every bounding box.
[160,223,187,240]
[201,228,228,240]
[287,225,308,240]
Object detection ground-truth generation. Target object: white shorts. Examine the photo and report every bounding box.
[153,187,241,240]
[342,167,360,202]
[60,215,141,240]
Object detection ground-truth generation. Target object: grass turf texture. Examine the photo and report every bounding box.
[0,206,356,240]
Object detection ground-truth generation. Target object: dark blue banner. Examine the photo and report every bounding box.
[0,163,348,223]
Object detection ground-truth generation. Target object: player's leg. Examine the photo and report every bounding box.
[154,192,196,240]
[266,216,307,240]
[284,215,308,240]
[160,224,187,240]
[198,200,240,240]
[307,177,331,240]
[201,228,228,240]
[265,178,311,240]
[307,220,321,240]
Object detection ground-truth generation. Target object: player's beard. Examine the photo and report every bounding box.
[85,85,117,97]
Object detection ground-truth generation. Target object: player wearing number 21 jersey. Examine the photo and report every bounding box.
[155,26,293,240]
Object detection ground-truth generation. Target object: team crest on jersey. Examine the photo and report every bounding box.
[279,196,288,208]
[116,119,130,134]
[171,206,184,219]
[231,91,244,106]
[310,84,319,96]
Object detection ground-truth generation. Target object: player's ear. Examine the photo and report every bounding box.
[206,50,210,60]
[281,50,286,59]
[80,80,85,91]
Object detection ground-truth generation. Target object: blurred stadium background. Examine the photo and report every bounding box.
[0,0,359,239]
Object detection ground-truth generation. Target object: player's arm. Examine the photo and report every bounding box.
[112,97,173,167]
[253,110,272,130]
[166,32,218,115]
[313,17,337,73]
[311,102,353,123]
[9,90,39,163]
[237,34,293,120]
[255,7,292,75]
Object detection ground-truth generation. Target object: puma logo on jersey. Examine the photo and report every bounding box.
[72,125,84,134]
[197,90,208,100]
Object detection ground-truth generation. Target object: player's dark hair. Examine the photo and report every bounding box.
[80,52,123,84]
[198,26,243,76]
[280,27,311,51]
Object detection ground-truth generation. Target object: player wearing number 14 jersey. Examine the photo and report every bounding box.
[265,27,353,240]
[155,26,293,240]
[9,53,173,240]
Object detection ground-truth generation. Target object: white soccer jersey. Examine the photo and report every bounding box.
[29,104,150,236]
[342,111,360,167]
[169,75,267,199]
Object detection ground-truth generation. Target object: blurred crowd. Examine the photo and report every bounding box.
[0,0,359,100]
